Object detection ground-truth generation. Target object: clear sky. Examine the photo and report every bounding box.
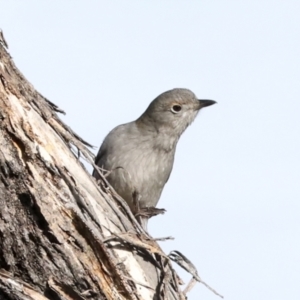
[1,1,300,299]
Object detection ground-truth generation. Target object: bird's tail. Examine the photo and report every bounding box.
[138,216,148,232]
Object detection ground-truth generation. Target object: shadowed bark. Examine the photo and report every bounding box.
[0,31,187,300]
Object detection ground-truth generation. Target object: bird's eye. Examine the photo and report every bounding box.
[171,105,182,113]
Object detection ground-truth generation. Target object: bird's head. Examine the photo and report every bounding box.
[138,88,216,139]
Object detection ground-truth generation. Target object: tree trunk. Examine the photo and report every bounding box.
[0,31,186,300]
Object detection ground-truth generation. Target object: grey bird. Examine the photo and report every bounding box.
[93,88,216,230]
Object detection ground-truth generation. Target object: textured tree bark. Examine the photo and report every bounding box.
[0,32,186,300]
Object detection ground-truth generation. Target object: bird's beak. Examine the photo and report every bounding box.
[197,99,217,110]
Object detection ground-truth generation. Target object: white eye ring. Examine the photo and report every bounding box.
[171,105,182,114]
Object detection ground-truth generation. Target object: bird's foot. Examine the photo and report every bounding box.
[135,207,166,219]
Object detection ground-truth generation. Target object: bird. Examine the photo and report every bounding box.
[93,88,216,230]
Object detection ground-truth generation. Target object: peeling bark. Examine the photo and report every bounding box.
[0,32,186,300]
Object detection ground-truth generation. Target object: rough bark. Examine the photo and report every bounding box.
[0,32,186,300]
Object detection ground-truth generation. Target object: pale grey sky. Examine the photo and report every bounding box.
[1,1,300,299]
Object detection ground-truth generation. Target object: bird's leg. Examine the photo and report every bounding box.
[133,196,166,232]
[132,190,147,230]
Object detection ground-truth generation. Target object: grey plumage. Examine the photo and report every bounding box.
[93,88,216,230]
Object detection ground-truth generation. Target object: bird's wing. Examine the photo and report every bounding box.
[92,146,107,177]
[92,124,124,178]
